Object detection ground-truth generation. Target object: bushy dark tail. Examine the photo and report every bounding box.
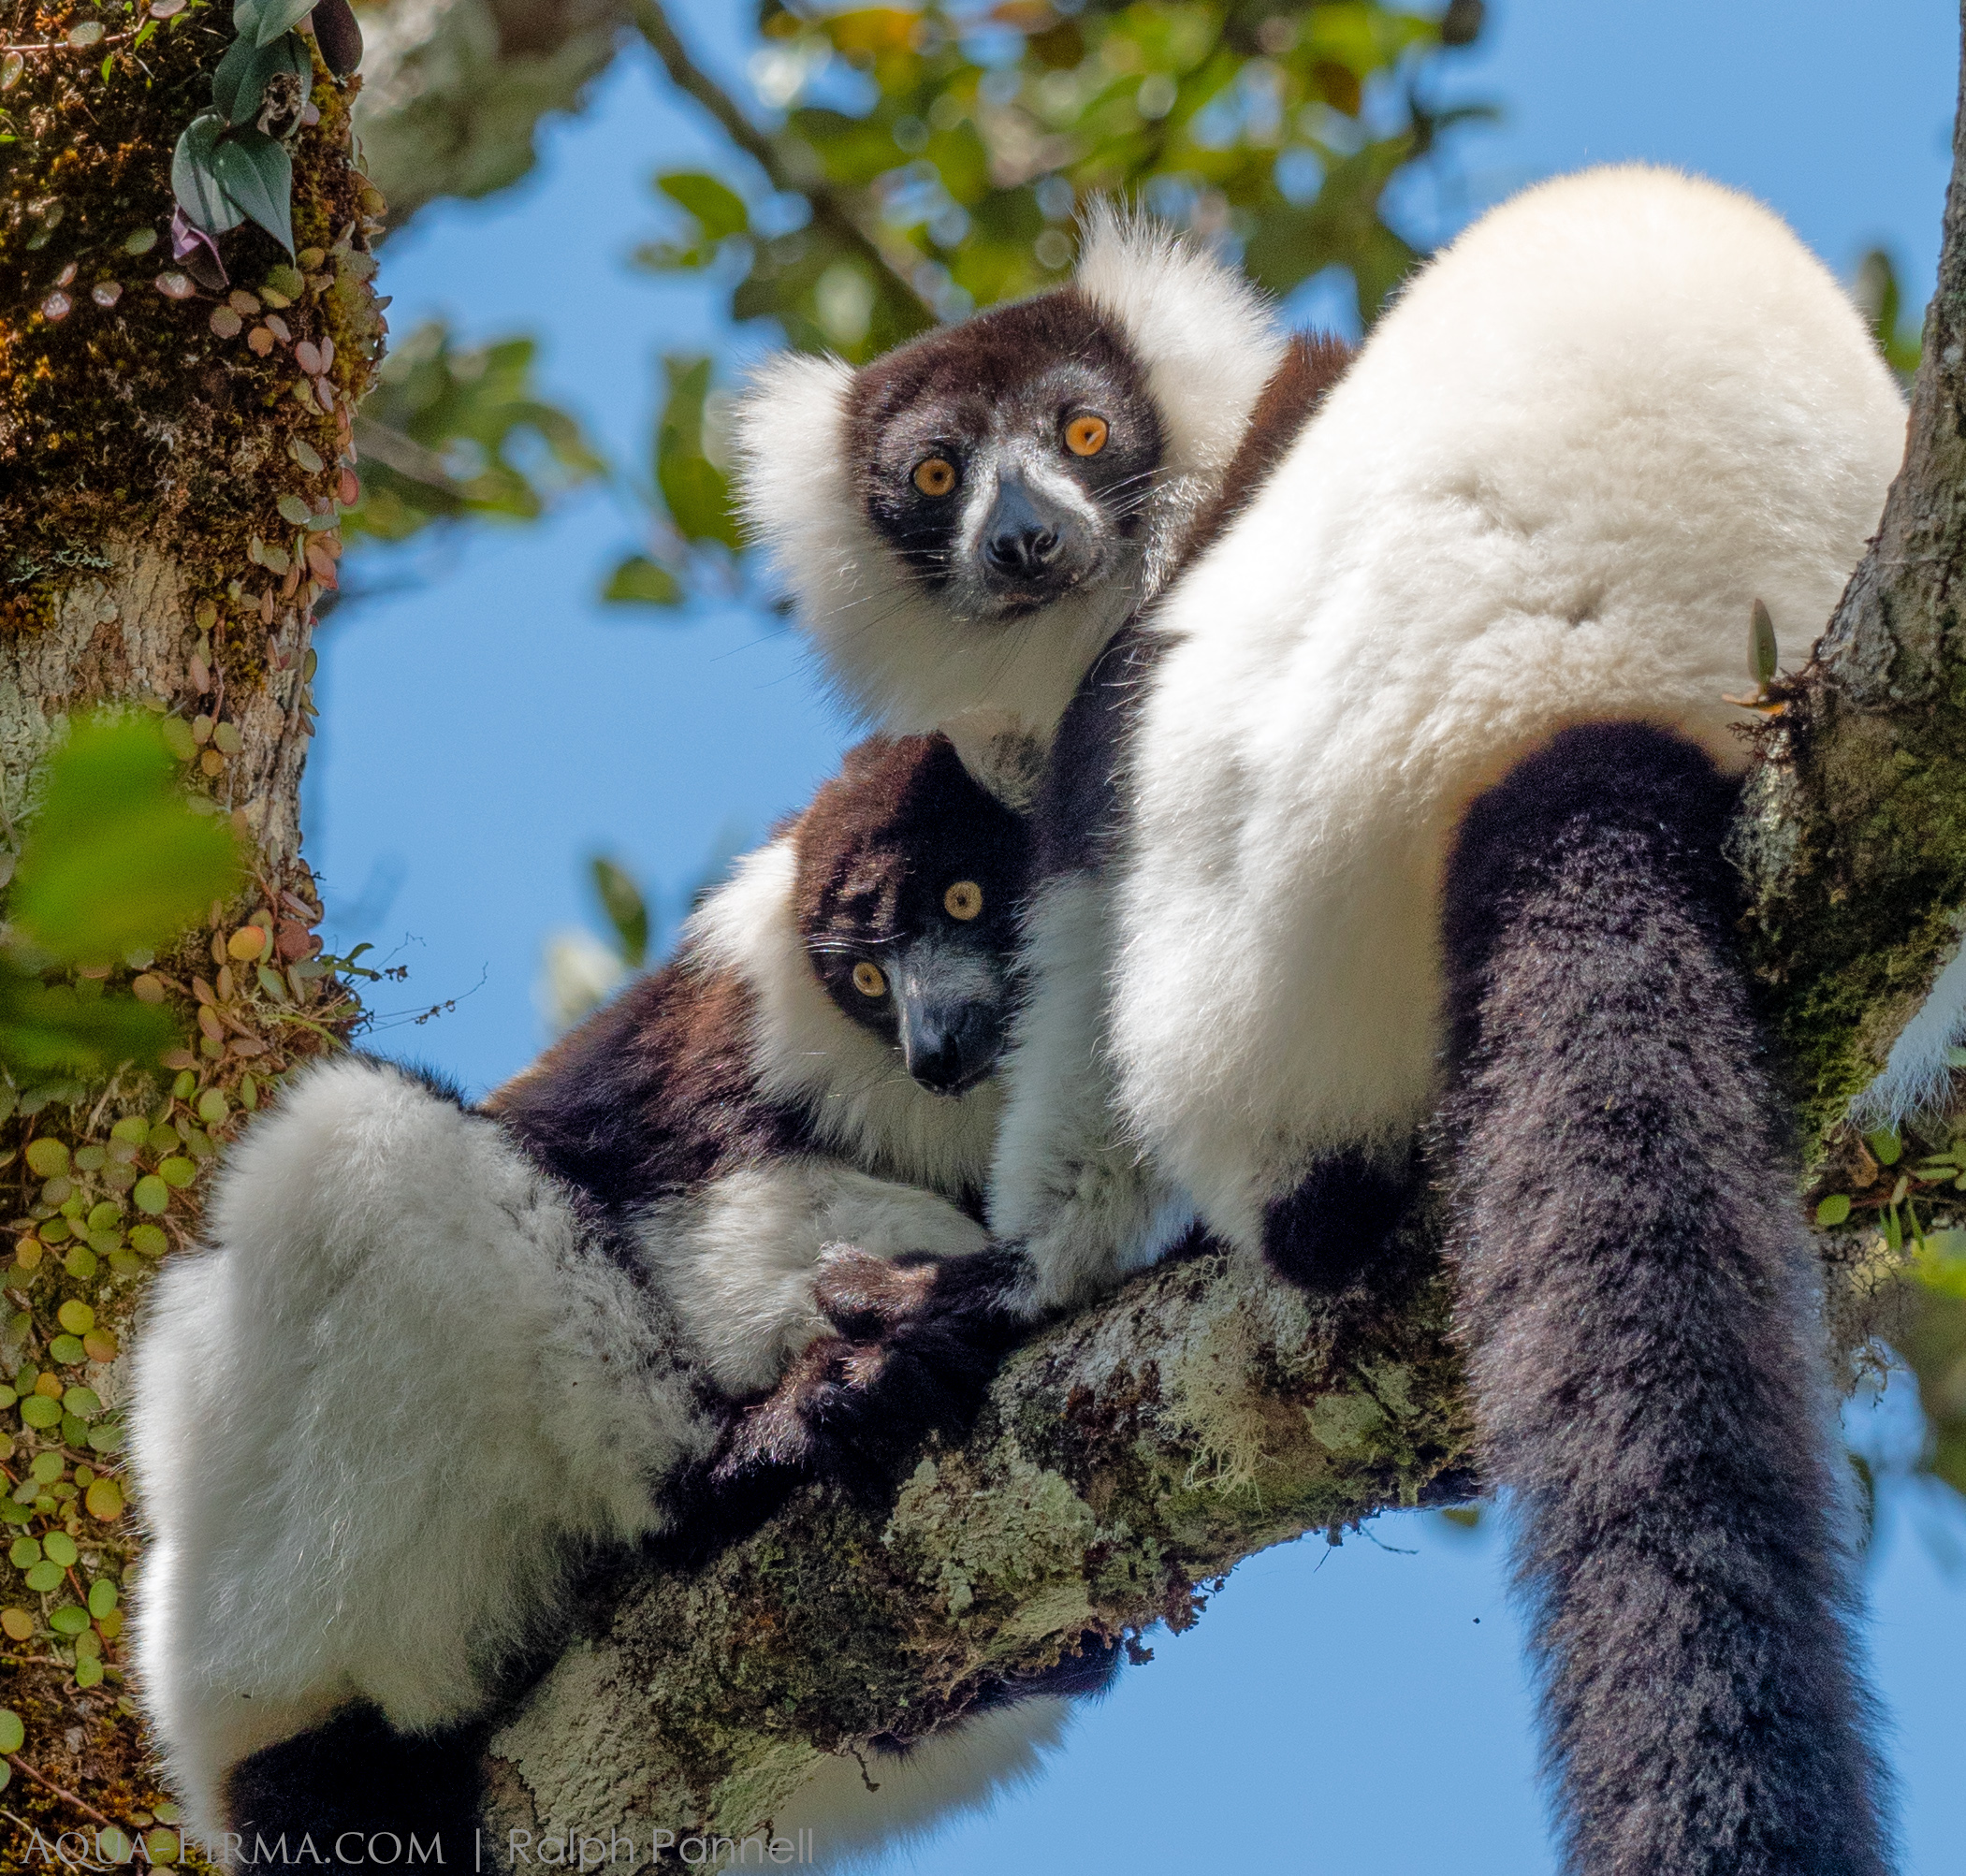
[1439,722,1891,1876]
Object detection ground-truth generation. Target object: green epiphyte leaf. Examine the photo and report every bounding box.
[132,1176,170,1216]
[211,129,295,254]
[73,1653,103,1689]
[22,1140,67,1179]
[255,0,316,47]
[19,1398,59,1430]
[48,1605,89,1636]
[1750,599,1778,688]
[1815,1193,1851,1228]
[171,111,245,237]
[129,1224,168,1256]
[62,1389,99,1422]
[213,27,312,127]
[1865,1128,1902,1168]
[0,1708,22,1753]
[48,1335,86,1367]
[87,1578,117,1619]
[28,1454,63,1486]
[7,1539,39,1569]
[158,1156,197,1189]
[22,1561,62,1593]
[41,1533,76,1568]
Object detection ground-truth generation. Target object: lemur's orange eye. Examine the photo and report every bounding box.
[1064,414,1109,458]
[852,960,887,998]
[913,458,957,497]
[944,880,983,921]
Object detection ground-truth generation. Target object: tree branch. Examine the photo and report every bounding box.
[483,1237,1473,1840]
[625,0,936,326]
[1735,3,1966,1143]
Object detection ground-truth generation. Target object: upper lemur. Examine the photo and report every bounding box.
[743,171,1908,1872]
[128,732,1031,1864]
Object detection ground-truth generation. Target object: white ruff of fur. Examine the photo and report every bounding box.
[128,1058,714,1847]
[688,838,1003,1200]
[1106,165,1907,1246]
[733,211,1284,751]
[987,872,1190,1312]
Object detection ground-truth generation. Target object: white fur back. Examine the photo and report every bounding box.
[1107,167,1906,1242]
[734,211,1284,748]
[129,1059,715,1843]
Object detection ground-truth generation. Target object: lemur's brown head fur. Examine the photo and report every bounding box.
[792,734,1028,1097]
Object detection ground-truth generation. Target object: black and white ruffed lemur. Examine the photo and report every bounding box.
[737,170,1912,1871]
[127,733,1038,1864]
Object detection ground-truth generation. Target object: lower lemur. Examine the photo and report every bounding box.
[750,171,1911,1871]
[128,733,1031,1862]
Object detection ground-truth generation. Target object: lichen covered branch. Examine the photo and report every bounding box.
[484,1239,1473,1844]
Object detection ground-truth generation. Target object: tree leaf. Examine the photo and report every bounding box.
[655,356,740,551]
[254,0,316,49]
[170,112,244,236]
[0,976,174,1081]
[602,555,683,607]
[7,718,240,967]
[657,172,749,242]
[590,857,649,968]
[211,128,295,253]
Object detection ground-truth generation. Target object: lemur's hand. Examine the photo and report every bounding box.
[710,1246,1031,1505]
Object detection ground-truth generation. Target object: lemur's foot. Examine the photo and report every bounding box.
[715,1246,1030,1504]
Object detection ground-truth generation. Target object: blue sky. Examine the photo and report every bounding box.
[310,3,1965,1869]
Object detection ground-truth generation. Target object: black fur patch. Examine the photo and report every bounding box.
[709,1247,1032,1506]
[221,1705,488,1871]
[1033,329,1350,884]
[1440,721,1890,1875]
[1260,1146,1413,1295]
[845,286,1164,594]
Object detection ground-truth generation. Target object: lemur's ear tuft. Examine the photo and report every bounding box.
[1073,198,1286,490]
[732,350,857,565]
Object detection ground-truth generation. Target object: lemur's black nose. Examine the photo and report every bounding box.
[903,1002,1003,1096]
[983,474,1067,578]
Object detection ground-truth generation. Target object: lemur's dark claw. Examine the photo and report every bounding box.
[715,1247,1030,1506]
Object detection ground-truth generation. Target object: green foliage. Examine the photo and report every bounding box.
[1855,247,1923,382]
[342,322,606,544]
[0,720,240,1083]
[590,857,651,968]
[606,0,1487,607]
[171,0,355,258]
[9,720,240,968]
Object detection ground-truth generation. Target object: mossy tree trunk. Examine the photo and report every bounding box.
[483,7,1966,1854]
[0,2,380,1858]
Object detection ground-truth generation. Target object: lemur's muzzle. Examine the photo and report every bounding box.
[895,938,1007,1097]
[901,998,1003,1097]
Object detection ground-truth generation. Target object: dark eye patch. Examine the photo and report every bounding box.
[845,286,1163,586]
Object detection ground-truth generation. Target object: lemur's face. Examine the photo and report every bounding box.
[845,289,1165,623]
[794,736,1028,1097]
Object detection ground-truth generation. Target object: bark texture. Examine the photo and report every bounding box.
[1736,5,1966,1144]
[485,1240,1473,1846]
[0,3,379,1855]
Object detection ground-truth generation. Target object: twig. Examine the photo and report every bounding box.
[7,1754,113,1827]
[627,0,935,327]
[0,30,138,53]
